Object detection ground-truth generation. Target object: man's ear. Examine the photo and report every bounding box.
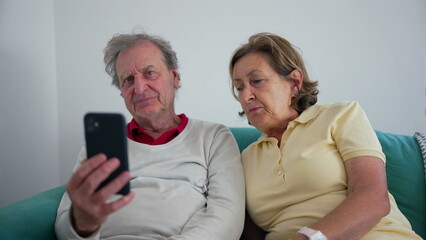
[289,69,303,90]
[171,70,180,88]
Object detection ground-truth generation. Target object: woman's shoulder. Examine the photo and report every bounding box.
[316,101,364,115]
[297,101,362,124]
[319,101,361,110]
[297,101,366,126]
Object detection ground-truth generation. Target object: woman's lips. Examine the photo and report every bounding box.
[248,107,262,113]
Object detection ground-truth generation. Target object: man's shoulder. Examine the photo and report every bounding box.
[187,118,229,132]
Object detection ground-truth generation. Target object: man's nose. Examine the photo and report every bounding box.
[134,76,147,94]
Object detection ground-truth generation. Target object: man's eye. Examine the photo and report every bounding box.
[145,71,158,79]
[121,76,134,87]
[236,87,244,91]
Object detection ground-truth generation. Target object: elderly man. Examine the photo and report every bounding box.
[55,32,245,240]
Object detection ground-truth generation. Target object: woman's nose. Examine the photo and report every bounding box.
[241,88,255,103]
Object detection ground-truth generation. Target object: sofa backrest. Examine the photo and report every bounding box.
[229,127,426,239]
[0,127,424,240]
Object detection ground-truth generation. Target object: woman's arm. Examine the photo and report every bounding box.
[293,156,390,240]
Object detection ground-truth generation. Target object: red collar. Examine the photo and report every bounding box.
[127,114,188,145]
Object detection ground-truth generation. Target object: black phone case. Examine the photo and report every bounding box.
[84,113,130,195]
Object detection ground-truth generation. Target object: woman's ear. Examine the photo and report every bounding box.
[289,69,303,90]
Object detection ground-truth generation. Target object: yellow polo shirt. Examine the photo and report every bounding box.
[242,101,420,240]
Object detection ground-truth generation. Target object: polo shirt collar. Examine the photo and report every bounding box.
[255,104,322,144]
[292,104,322,124]
[127,114,188,145]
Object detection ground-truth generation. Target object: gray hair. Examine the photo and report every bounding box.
[104,33,180,88]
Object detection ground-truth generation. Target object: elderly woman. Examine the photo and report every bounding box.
[230,33,421,240]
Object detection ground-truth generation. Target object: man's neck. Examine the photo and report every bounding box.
[134,113,181,140]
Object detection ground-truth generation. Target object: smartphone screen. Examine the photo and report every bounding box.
[84,113,130,195]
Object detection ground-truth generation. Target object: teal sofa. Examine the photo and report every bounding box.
[1,128,425,239]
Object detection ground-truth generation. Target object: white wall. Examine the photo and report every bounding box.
[54,0,426,183]
[1,0,425,206]
[0,0,59,207]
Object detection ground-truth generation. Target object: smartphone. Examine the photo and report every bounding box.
[84,112,130,195]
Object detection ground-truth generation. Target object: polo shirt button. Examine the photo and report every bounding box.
[278,170,282,175]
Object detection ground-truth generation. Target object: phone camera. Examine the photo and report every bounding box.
[86,118,99,133]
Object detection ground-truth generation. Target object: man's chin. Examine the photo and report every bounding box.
[131,106,161,117]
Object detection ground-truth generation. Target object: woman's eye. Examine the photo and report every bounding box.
[235,84,244,91]
[252,79,263,85]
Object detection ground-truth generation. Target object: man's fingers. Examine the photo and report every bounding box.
[102,191,135,215]
[79,158,121,194]
[92,171,132,204]
[67,154,108,191]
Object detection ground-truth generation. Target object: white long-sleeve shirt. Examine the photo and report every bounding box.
[55,118,245,240]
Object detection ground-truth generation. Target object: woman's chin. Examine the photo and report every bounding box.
[247,117,265,130]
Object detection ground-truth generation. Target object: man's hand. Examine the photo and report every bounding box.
[66,153,135,237]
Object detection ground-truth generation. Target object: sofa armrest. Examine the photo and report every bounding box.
[376,131,426,238]
[0,185,65,240]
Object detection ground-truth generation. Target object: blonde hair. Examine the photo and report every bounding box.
[229,32,318,114]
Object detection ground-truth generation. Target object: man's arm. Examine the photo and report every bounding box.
[169,127,245,240]
[55,153,134,240]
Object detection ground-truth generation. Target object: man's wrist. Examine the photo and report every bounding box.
[70,205,100,237]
